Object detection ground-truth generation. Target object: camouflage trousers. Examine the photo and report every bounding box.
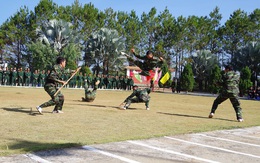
[125,97,150,108]
[210,92,242,120]
[82,85,97,102]
[39,83,64,111]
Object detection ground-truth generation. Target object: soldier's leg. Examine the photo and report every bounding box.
[39,85,58,108]
[229,94,243,120]
[145,99,150,110]
[55,93,64,111]
[125,97,139,109]
[210,93,228,114]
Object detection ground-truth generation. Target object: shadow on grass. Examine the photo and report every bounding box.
[4,138,80,156]
[1,107,49,116]
[157,112,235,122]
[70,102,140,110]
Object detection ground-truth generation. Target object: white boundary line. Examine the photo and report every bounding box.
[82,145,140,163]
[127,140,219,163]
[221,131,260,140]
[24,153,52,163]
[197,134,260,147]
[164,136,260,159]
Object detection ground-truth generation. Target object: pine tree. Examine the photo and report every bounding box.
[180,63,195,92]
[239,66,253,96]
[208,64,222,94]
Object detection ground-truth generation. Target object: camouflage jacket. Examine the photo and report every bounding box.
[45,64,64,85]
[133,52,164,70]
[125,88,151,102]
[221,70,240,94]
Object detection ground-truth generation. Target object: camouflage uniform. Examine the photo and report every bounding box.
[39,64,65,112]
[210,69,243,121]
[124,87,151,109]
[127,52,164,76]
[82,80,98,102]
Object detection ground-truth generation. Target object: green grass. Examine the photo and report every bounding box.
[0,86,259,156]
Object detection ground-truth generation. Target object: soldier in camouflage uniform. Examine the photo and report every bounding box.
[208,65,244,122]
[82,79,100,102]
[36,57,67,114]
[120,85,151,110]
[124,48,164,77]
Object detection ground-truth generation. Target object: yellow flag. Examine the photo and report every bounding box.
[160,72,170,84]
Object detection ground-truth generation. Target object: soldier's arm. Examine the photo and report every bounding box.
[124,91,136,102]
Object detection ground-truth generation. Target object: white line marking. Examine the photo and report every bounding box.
[165,136,260,159]
[82,145,140,163]
[127,140,219,163]
[24,153,52,163]
[221,131,260,140]
[197,134,260,147]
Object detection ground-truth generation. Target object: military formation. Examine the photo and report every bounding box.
[0,66,134,90]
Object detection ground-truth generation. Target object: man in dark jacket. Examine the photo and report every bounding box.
[208,65,244,122]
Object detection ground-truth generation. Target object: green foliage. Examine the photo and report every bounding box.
[27,41,58,70]
[81,66,92,75]
[180,63,195,92]
[85,28,126,74]
[239,66,253,96]
[208,64,222,94]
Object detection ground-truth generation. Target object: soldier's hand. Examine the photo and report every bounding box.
[131,48,135,53]
[159,57,164,61]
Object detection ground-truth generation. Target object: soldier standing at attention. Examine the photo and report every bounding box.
[36,56,67,114]
[208,65,244,122]
[32,69,39,87]
[24,68,31,86]
[3,67,10,85]
[17,68,24,86]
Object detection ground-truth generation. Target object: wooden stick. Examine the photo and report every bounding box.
[54,67,81,96]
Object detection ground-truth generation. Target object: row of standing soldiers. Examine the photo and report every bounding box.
[0,67,134,90]
[70,73,134,90]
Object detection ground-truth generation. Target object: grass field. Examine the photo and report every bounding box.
[0,86,259,156]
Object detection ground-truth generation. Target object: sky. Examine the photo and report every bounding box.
[1,0,259,25]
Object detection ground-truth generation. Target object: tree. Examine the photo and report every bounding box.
[85,28,126,75]
[31,19,81,70]
[0,6,35,69]
[222,9,251,62]
[232,41,260,84]
[208,64,222,94]
[180,63,195,92]
[239,66,253,96]
[191,50,218,91]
